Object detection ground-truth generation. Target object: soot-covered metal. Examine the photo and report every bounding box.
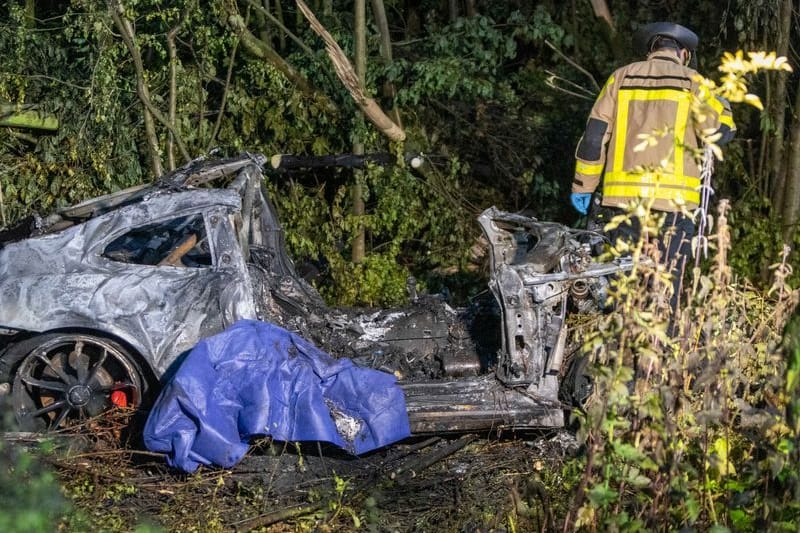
[0,154,635,434]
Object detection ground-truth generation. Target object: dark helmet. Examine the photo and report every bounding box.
[633,22,699,56]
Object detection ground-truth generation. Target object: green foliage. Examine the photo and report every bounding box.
[1,0,489,306]
[0,1,796,307]
[389,15,519,105]
[270,156,475,306]
[0,400,64,531]
[384,8,578,220]
[728,195,786,282]
[569,198,799,531]
[733,0,786,49]
[0,0,345,216]
[0,439,67,533]
[0,2,147,219]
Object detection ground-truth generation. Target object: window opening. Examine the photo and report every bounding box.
[103,214,211,267]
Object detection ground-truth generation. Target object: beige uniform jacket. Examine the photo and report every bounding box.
[573,51,735,211]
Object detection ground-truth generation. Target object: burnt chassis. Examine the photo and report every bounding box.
[0,154,634,434]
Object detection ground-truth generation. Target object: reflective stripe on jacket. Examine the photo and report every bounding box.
[572,52,735,211]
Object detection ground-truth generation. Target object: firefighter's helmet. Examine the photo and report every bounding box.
[633,22,698,57]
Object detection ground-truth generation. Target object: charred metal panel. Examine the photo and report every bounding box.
[478,208,572,392]
[403,376,563,433]
[478,206,637,404]
[0,189,256,375]
[230,165,327,318]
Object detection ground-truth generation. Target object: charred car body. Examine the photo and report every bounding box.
[0,154,633,434]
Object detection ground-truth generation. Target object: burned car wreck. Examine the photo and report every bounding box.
[0,154,634,436]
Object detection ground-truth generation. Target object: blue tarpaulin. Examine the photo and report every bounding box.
[143,320,411,472]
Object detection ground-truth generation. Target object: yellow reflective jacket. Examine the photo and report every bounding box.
[572,51,736,211]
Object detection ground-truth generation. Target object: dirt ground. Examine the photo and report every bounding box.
[29,414,581,533]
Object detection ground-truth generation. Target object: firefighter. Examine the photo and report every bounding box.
[570,22,736,316]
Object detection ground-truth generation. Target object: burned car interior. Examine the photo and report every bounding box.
[103,214,212,268]
[0,153,636,437]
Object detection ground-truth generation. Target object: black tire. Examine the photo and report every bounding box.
[7,333,146,432]
[561,354,594,407]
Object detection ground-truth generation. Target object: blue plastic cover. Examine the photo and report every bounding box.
[143,320,410,472]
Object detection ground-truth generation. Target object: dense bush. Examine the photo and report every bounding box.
[0,405,67,533]
[568,200,799,530]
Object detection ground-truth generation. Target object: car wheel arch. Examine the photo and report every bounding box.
[2,328,163,432]
[0,328,158,396]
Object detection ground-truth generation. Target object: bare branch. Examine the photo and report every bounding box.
[371,0,402,128]
[108,0,162,176]
[241,0,314,58]
[295,0,405,142]
[222,0,324,102]
[108,0,192,174]
[545,39,601,92]
[166,2,194,170]
[206,37,239,153]
[16,74,90,90]
[544,70,595,101]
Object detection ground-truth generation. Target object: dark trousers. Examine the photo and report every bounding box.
[590,206,695,315]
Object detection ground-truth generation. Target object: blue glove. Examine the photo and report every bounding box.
[570,192,591,215]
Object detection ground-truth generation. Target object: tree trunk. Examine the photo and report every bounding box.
[352,0,367,264]
[206,37,239,153]
[254,0,272,49]
[447,0,458,21]
[166,36,177,171]
[588,0,614,33]
[769,0,793,209]
[108,0,163,177]
[405,0,421,38]
[166,7,190,171]
[24,0,34,26]
[371,0,393,62]
[465,0,477,17]
[271,0,288,50]
[781,76,800,243]
[109,0,193,175]
[371,0,402,128]
[296,0,405,141]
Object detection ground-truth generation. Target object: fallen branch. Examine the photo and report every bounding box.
[270,152,423,170]
[544,71,596,101]
[544,40,600,93]
[45,456,173,494]
[232,503,322,532]
[222,0,323,102]
[241,0,314,58]
[389,434,477,482]
[391,436,441,459]
[295,0,406,142]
